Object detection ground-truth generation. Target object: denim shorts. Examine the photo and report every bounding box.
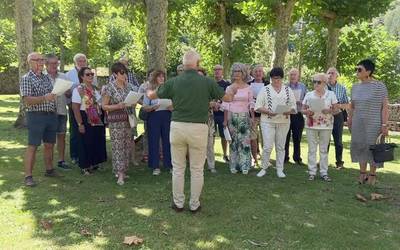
[56,115,67,134]
[26,112,57,146]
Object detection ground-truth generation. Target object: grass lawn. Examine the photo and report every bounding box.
[0,94,400,249]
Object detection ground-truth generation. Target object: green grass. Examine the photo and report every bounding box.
[0,94,400,249]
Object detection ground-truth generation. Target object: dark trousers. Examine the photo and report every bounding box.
[328,112,344,165]
[147,110,172,169]
[285,112,304,162]
[68,105,79,160]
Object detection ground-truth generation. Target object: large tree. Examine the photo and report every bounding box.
[145,0,168,71]
[14,0,33,128]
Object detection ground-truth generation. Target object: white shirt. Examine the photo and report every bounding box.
[249,82,264,100]
[302,90,338,130]
[255,84,297,124]
[72,87,101,111]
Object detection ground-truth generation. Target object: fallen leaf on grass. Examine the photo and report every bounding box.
[123,235,144,246]
[356,193,368,202]
[371,193,385,201]
[40,220,53,230]
[252,215,258,220]
[80,228,92,236]
[245,239,269,247]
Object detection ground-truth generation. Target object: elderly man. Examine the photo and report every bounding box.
[148,50,236,213]
[45,54,71,170]
[248,64,269,166]
[176,64,184,75]
[66,53,87,164]
[285,68,307,165]
[20,52,59,187]
[327,67,349,169]
[212,64,230,162]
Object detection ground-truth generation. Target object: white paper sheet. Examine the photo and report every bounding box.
[309,98,325,112]
[158,99,172,109]
[274,104,291,114]
[293,89,302,101]
[51,78,73,96]
[223,127,232,141]
[123,91,143,105]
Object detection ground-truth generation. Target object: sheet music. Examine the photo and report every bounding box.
[309,98,325,113]
[274,104,291,114]
[51,78,73,96]
[124,91,143,105]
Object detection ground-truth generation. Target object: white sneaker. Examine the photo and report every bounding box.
[242,169,249,175]
[209,168,217,173]
[277,170,286,178]
[256,169,267,177]
[152,168,161,176]
[230,169,238,174]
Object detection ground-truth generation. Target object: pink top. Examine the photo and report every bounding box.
[222,86,254,113]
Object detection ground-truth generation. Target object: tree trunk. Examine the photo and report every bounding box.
[14,0,33,128]
[325,17,340,70]
[79,15,89,55]
[218,1,232,78]
[272,0,296,68]
[60,42,65,72]
[145,0,168,71]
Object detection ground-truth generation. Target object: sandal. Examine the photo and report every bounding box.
[358,171,368,184]
[367,174,376,185]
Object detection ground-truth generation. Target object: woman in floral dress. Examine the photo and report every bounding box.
[222,63,254,174]
[302,73,338,182]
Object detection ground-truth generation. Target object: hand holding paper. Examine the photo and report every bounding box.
[158,99,172,109]
[274,104,291,114]
[51,78,73,96]
[124,91,143,106]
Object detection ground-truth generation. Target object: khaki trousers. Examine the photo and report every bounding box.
[170,121,208,210]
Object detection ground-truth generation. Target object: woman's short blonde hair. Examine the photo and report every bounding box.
[230,63,249,82]
[312,73,328,83]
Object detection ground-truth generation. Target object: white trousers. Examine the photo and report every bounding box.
[170,121,208,210]
[306,129,332,176]
[260,122,290,171]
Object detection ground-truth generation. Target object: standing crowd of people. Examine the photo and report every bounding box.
[20,50,389,212]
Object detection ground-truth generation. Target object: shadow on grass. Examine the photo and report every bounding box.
[1,96,400,249]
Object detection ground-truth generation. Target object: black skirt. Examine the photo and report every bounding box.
[76,111,107,169]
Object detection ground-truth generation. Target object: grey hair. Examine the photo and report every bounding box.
[327,67,340,76]
[27,52,41,62]
[313,73,328,83]
[73,53,87,64]
[230,63,249,82]
[182,49,200,66]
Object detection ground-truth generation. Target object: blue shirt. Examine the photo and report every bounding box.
[327,82,349,104]
[287,82,307,113]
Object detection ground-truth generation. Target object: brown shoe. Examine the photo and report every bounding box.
[24,176,36,187]
[171,202,184,213]
[190,206,201,214]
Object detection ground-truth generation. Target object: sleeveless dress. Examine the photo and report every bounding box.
[350,81,388,167]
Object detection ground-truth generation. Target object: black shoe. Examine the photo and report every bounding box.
[190,206,201,214]
[44,169,63,177]
[57,161,72,170]
[24,176,36,187]
[223,155,230,163]
[171,202,184,213]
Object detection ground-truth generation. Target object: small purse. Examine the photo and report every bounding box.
[369,134,397,163]
[107,110,128,123]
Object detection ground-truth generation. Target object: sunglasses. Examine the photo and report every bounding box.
[85,73,94,77]
[355,67,363,72]
[312,80,322,85]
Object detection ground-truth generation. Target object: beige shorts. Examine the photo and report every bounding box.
[250,116,261,140]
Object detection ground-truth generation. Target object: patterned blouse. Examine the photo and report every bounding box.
[302,90,338,130]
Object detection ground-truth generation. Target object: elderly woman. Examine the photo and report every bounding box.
[349,59,389,185]
[142,70,172,175]
[256,67,296,178]
[222,63,255,174]
[102,62,136,185]
[302,73,338,181]
[72,67,107,175]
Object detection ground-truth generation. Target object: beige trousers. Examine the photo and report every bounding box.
[170,121,208,210]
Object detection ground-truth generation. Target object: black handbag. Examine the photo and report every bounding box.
[369,134,397,163]
[138,107,148,121]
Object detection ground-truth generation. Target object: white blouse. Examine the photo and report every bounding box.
[255,84,297,124]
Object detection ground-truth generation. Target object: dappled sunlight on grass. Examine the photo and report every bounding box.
[48,199,61,206]
[195,235,231,249]
[115,193,125,199]
[132,207,153,217]
[0,140,25,148]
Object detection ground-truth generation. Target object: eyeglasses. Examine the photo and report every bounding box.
[355,67,363,72]
[312,80,322,85]
[233,70,242,73]
[85,73,94,77]
[31,58,46,62]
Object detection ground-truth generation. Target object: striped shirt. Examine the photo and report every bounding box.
[287,82,307,112]
[327,82,349,104]
[20,70,56,112]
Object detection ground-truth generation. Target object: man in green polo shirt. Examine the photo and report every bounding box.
[148,50,236,213]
